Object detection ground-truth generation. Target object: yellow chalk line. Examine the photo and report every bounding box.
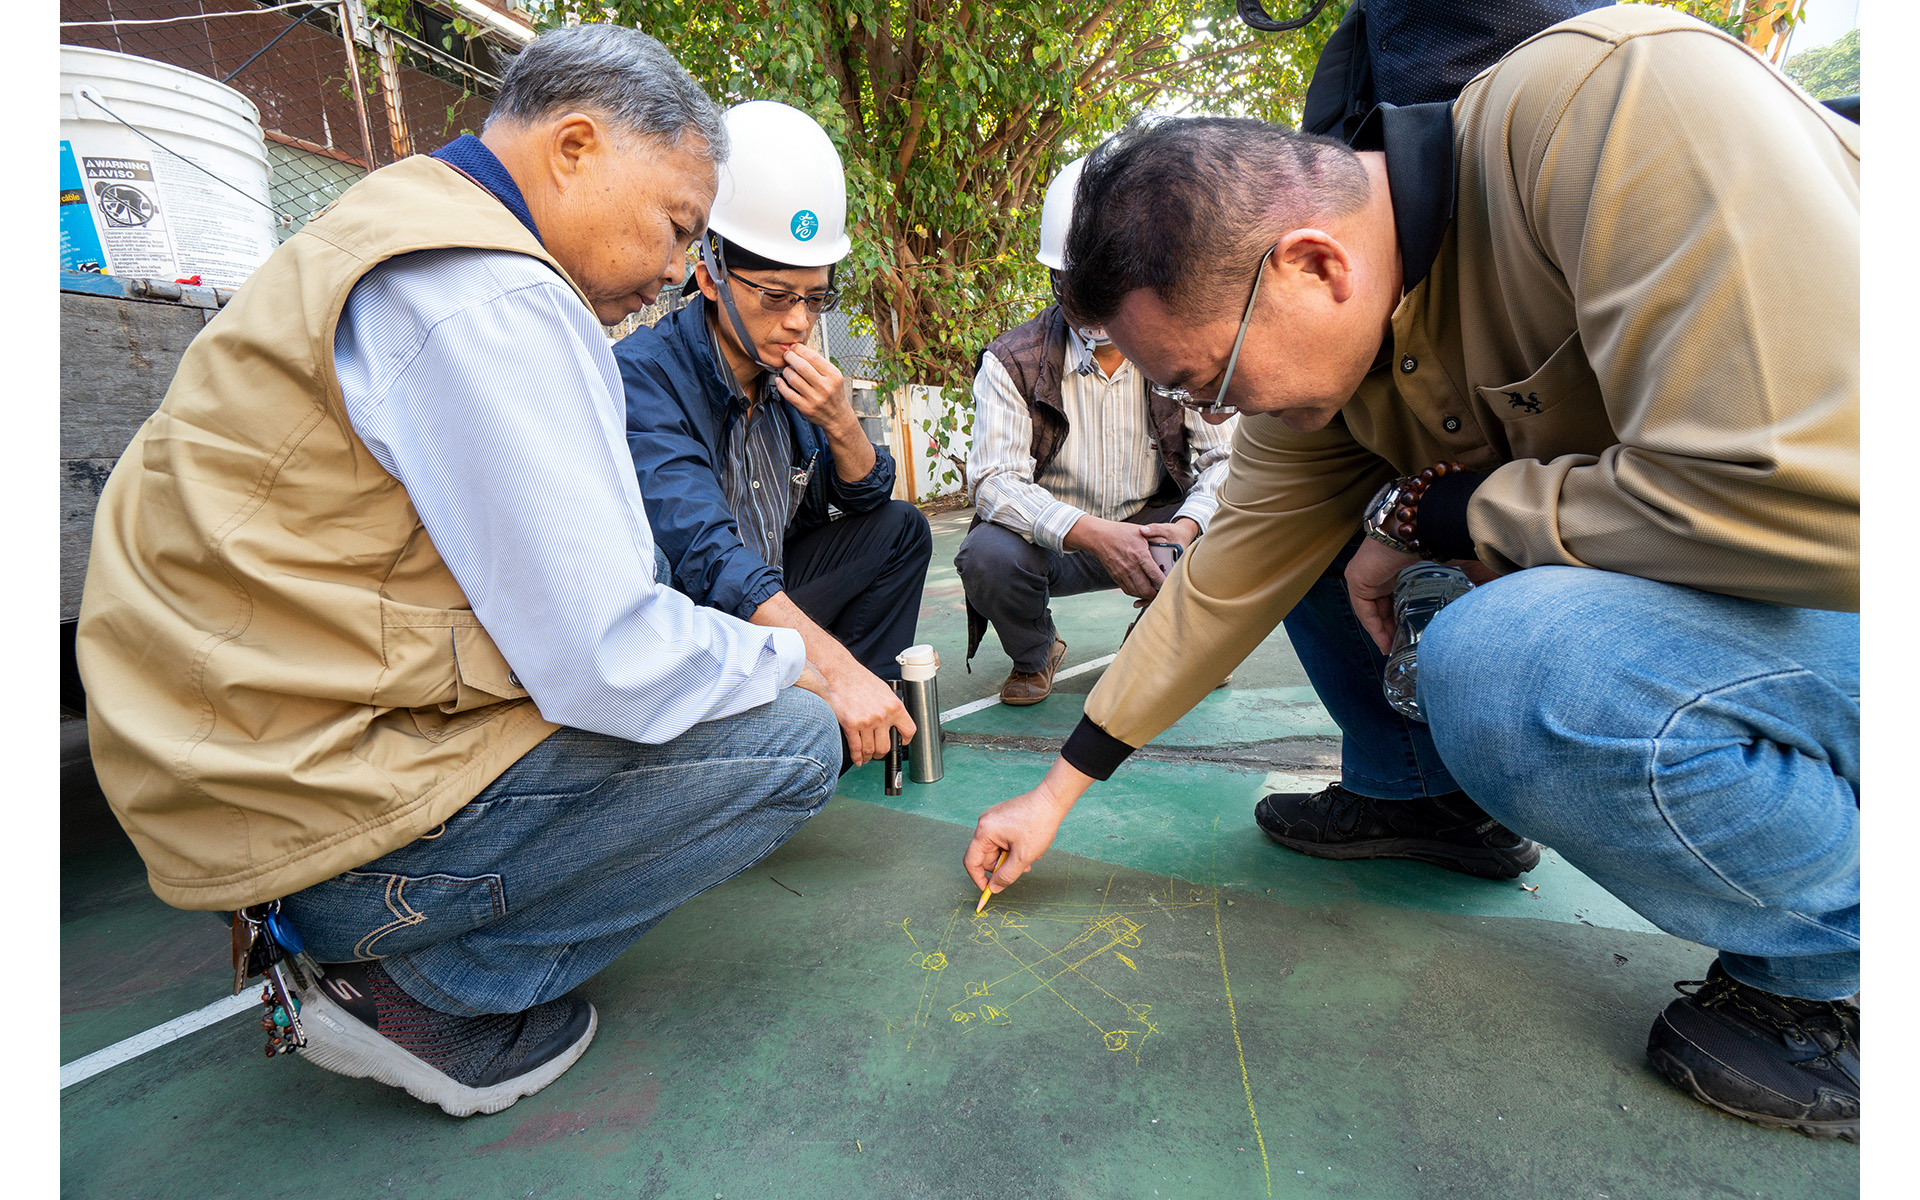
[1211,829,1271,1196]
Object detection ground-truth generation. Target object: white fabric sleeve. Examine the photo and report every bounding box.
[966,352,1085,551]
[334,249,806,745]
[1174,409,1238,532]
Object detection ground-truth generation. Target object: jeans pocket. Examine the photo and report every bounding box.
[282,869,507,963]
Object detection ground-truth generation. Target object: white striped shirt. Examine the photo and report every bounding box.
[966,324,1236,551]
[333,247,806,745]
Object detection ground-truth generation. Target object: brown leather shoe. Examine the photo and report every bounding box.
[1001,638,1067,705]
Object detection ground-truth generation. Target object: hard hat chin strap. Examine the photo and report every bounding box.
[702,232,779,374]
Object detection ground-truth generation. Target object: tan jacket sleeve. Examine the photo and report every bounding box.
[1082,410,1395,750]
[1467,18,1860,611]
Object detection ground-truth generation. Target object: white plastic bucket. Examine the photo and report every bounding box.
[60,45,278,290]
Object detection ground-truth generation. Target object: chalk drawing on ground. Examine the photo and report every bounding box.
[892,874,1216,1066]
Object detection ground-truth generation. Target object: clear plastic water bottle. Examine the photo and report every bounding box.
[1381,563,1475,723]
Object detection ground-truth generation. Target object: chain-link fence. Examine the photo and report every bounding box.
[61,1,510,243]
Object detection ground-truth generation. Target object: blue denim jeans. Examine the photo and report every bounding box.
[1418,566,1860,1001]
[281,688,839,1016]
[1282,536,1462,799]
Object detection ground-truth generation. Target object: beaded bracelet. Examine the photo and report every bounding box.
[1381,461,1465,555]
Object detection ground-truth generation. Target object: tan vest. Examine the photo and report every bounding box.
[77,156,573,910]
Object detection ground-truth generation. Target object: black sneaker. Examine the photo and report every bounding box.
[1253,783,1541,880]
[1646,960,1859,1141]
[295,960,596,1117]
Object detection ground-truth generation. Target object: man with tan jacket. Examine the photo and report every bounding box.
[963,7,1859,1139]
[77,26,839,1117]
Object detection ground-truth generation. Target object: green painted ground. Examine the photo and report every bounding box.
[59,507,1858,1197]
[60,801,1856,1199]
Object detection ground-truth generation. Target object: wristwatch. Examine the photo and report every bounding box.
[1362,476,1421,555]
[1362,461,1467,558]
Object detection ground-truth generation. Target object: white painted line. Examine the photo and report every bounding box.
[938,693,1004,722]
[938,653,1116,724]
[59,651,1127,1090]
[1054,653,1118,683]
[60,991,256,1090]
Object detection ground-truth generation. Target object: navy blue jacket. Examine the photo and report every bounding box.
[614,295,896,620]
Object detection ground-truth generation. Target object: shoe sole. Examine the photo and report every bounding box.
[1258,826,1540,880]
[1647,1028,1859,1142]
[297,986,597,1117]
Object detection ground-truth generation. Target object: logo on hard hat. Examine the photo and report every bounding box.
[791,210,820,241]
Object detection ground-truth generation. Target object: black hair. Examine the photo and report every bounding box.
[714,235,799,274]
[1060,115,1371,326]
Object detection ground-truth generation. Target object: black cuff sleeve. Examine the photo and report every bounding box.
[1418,470,1486,562]
[1061,715,1136,781]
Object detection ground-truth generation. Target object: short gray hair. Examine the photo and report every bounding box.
[485,24,727,162]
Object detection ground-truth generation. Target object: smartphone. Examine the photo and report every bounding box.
[1148,541,1182,574]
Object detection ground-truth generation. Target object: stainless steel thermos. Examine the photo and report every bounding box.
[894,644,944,783]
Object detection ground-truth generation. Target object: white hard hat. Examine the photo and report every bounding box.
[708,100,850,268]
[1036,155,1087,271]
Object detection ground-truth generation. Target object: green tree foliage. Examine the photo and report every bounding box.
[546,1,1343,488]
[1785,27,1860,100]
[1641,1,1799,41]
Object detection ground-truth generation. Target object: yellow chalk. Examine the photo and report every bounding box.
[976,849,1009,913]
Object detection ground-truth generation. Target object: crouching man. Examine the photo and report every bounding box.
[967,7,1859,1140]
[616,101,930,769]
[957,156,1236,704]
[77,26,840,1117]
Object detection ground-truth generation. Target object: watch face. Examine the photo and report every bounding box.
[1364,479,1412,552]
[1365,480,1399,527]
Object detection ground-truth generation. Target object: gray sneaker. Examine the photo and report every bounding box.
[296,959,596,1117]
[1647,960,1859,1141]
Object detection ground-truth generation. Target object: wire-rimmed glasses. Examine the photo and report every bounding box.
[730,272,841,315]
[1145,243,1276,414]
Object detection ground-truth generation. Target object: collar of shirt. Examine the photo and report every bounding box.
[696,295,785,428]
[430,135,542,245]
[1349,101,1454,294]
[1066,323,1129,384]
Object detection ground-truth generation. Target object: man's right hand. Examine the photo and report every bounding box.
[964,756,1096,899]
[823,660,915,767]
[1064,515,1164,600]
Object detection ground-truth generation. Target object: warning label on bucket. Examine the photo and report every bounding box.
[60,142,106,273]
[81,154,176,280]
[148,153,277,288]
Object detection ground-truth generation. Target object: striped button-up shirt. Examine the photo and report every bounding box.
[707,319,804,572]
[966,324,1236,551]
[334,246,806,745]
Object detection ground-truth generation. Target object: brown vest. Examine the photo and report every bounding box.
[76,156,573,910]
[979,305,1196,492]
[965,306,1198,664]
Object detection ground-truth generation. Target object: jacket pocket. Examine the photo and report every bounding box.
[447,620,529,710]
[1475,330,1617,459]
[376,601,530,742]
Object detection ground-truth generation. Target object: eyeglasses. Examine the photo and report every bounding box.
[729,272,841,315]
[1145,243,1276,414]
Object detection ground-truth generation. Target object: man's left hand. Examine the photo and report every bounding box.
[1345,538,1498,655]
[1138,516,1201,551]
[772,343,854,431]
[1345,538,1422,654]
